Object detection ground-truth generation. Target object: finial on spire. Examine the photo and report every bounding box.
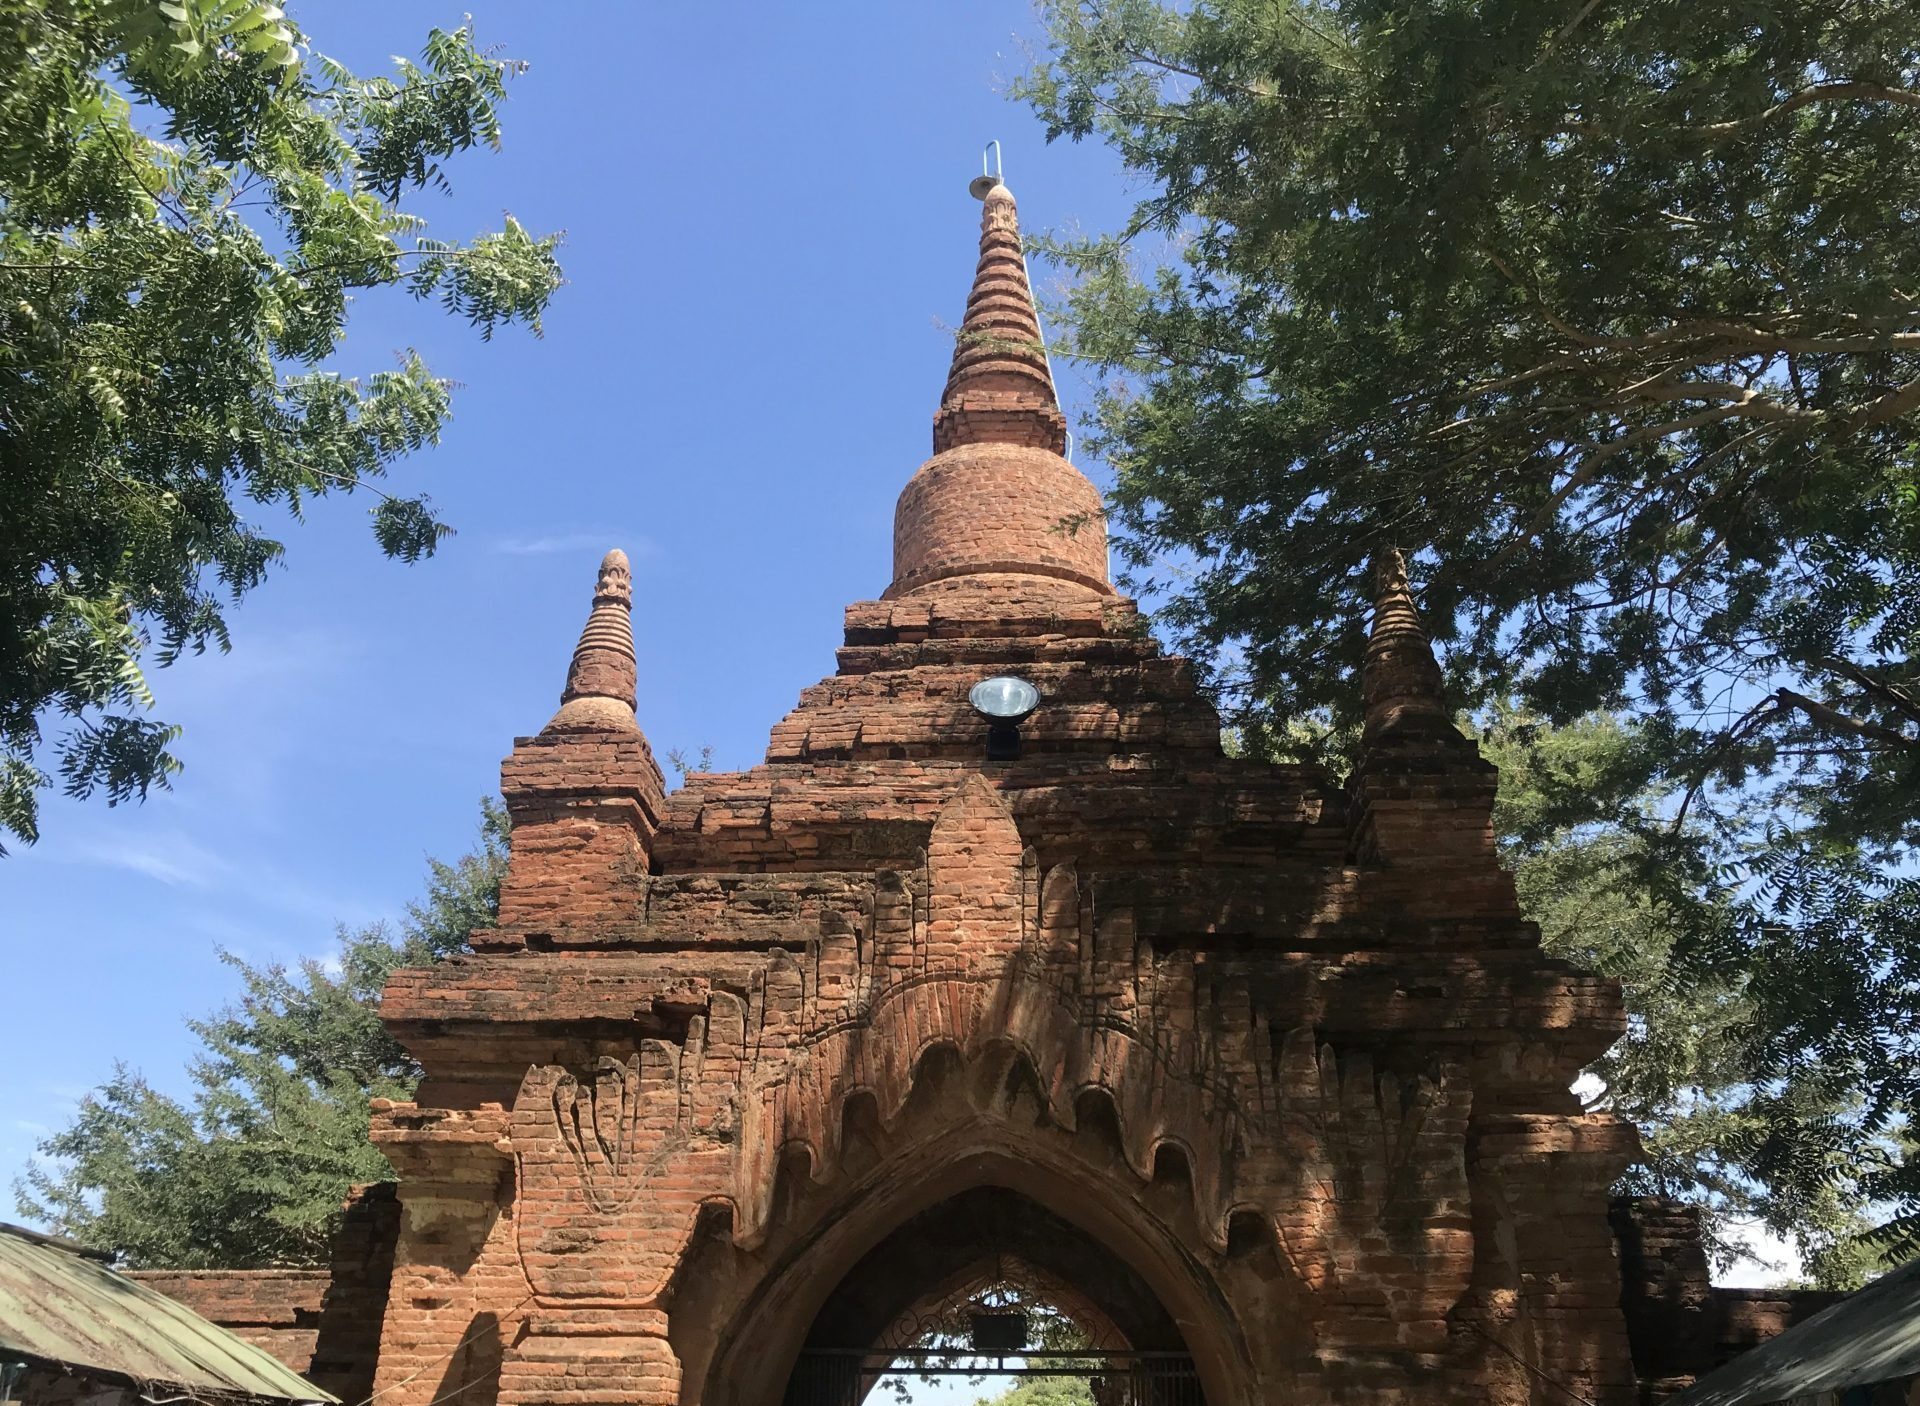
[1362,547,1454,744]
[545,549,639,733]
[968,139,1004,200]
[932,169,1067,456]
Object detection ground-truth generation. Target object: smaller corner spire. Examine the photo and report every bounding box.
[932,172,1067,456]
[1347,548,1502,876]
[1362,547,1453,744]
[545,549,639,734]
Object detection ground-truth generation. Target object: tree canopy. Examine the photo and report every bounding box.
[1018,0,1920,1269]
[15,798,507,1267]
[974,1378,1093,1406]
[881,1297,1096,1406]
[1,0,561,850]
[1480,708,1899,1281]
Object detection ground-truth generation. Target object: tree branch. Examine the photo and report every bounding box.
[1689,81,1920,141]
[1773,688,1917,750]
[1671,693,1788,833]
[1481,249,1920,360]
[1817,657,1920,726]
[1630,381,1814,422]
[1549,0,1606,48]
[1852,370,1920,427]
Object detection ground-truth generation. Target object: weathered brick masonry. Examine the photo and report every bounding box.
[125,1269,329,1374]
[1609,1198,1841,1403]
[346,178,1640,1406]
[145,177,1774,1405]
[129,1184,399,1405]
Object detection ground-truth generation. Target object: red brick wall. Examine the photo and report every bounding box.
[130,1184,400,1405]
[1610,1196,1843,1402]
[342,181,1663,1406]
[125,1269,328,1375]
[888,441,1111,599]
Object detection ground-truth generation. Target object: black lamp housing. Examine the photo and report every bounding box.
[969,676,1041,761]
[969,1310,1030,1354]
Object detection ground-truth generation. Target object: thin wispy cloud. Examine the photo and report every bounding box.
[66,831,232,889]
[53,828,383,938]
[490,531,658,559]
[163,626,359,691]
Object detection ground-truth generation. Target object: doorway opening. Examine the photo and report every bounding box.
[778,1186,1207,1406]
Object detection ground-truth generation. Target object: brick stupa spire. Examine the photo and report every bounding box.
[545,548,639,733]
[932,182,1067,456]
[1361,547,1455,744]
[1349,546,1498,865]
[885,177,1112,601]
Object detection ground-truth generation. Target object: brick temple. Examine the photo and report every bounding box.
[138,178,1837,1406]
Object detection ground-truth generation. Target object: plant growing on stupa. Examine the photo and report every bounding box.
[0,1,562,850]
[1019,0,1920,1277]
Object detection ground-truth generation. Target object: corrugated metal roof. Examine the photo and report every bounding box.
[0,1225,336,1403]
[1674,1256,1920,1406]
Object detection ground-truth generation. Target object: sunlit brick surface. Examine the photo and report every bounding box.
[142,193,1701,1406]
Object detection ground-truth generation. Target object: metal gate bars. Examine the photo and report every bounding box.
[783,1349,1204,1406]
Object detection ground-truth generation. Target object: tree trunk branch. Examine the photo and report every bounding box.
[1774,688,1917,749]
[1691,81,1920,141]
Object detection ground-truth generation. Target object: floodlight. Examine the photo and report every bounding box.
[969,676,1040,760]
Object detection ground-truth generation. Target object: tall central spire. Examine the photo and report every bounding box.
[932,182,1068,455]
[885,176,1111,601]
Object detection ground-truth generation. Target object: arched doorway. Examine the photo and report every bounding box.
[781,1185,1204,1405]
[674,1039,1268,1406]
[688,1121,1251,1405]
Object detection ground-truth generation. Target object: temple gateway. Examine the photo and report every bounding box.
[375,172,1638,1406]
[134,177,1840,1405]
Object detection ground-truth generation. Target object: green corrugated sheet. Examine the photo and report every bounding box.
[0,1225,336,1403]
[1675,1256,1920,1406]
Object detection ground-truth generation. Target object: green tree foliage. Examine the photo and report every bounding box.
[883,1297,1093,1405]
[1018,0,1920,1269]
[0,1,563,850]
[974,1378,1093,1406]
[14,798,507,1267]
[1481,709,1883,1277]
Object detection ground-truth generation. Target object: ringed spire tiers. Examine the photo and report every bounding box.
[932,180,1067,456]
[1361,546,1456,744]
[545,548,639,733]
[886,175,1113,602]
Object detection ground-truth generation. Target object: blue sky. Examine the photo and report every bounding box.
[2,1,1135,1188]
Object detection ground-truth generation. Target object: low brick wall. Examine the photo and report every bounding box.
[1611,1196,1845,1402]
[306,1182,401,1405]
[1714,1286,1845,1360]
[128,1184,400,1406]
[126,1268,329,1375]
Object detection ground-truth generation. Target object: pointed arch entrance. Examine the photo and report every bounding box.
[782,1184,1202,1405]
[681,1039,1258,1406]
